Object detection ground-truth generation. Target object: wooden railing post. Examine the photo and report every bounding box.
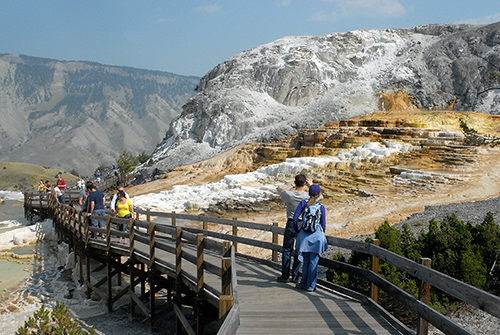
[37,193,43,221]
[272,221,279,262]
[196,234,205,335]
[172,211,176,226]
[218,295,234,328]
[221,241,232,295]
[219,242,234,327]
[417,258,432,335]
[106,215,112,251]
[197,234,205,294]
[202,217,207,230]
[77,212,84,284]
[149,221,156,323]
[371,239,380,302]
[174,227,182,334]
[146,208,151,223]
[106,214,113,311]
[232,218,238,253]
[174,228,182,276]
[129,218,136,318]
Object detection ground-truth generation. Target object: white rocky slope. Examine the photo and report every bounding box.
[138,22,500,182]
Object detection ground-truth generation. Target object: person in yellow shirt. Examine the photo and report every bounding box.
[115,190,134,243]
[38,180,45,195]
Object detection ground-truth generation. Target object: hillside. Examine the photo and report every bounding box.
[0,54,199,176]
[0,161,78,192]
[139,22,500,182]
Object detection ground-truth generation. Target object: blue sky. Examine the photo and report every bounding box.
[1,0,499,77]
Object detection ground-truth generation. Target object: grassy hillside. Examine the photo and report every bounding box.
[0,161,78,192]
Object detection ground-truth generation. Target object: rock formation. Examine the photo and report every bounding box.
[141,22,500,183]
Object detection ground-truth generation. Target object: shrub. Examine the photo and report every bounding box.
[328,212,500,324]
[15,301,95,335]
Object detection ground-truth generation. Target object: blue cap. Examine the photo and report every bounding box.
[309,184,321,196]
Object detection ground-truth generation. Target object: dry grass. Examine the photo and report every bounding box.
[0,161,78,192]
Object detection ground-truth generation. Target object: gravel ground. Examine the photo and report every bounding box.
[394,196,500,234]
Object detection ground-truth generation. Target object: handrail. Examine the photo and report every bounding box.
[32,193,236,334]
[26,193,500,334]
[325,235,500,318]
[133,207,500,335]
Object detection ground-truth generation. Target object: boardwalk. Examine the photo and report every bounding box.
[89,236,403,334]
[234,257,401,335]
[24,193,500,335]
[104,231,402,334]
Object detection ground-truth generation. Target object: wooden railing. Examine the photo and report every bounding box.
[134,208,500,335]
[37,194,238,335]
[24,193,500,335]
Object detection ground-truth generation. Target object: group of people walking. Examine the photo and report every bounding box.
[37,173,133,241]
[277,174,328,292]
[38,174,67,204]
[78,182,134,242]
[38,171,325,289]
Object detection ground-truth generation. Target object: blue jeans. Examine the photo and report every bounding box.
[281,219,301,279]
[300,252,319,291]
[57,194,66,204]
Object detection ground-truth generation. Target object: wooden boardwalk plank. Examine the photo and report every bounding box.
[234,257,402,335]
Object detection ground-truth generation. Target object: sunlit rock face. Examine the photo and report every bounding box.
[140,22,500,182]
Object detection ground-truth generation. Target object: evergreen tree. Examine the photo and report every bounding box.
[116,150,139,175]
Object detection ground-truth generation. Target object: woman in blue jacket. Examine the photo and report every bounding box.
[293,184,328,292]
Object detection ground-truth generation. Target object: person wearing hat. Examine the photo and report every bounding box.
[293,184,328,292]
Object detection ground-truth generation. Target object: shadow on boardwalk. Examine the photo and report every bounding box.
[234,257,400,335]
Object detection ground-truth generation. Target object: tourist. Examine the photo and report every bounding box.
[77,178,85,190]
[85,181,106,238]
[277,174,312,283]
[115,190,134,243]
[37,180,45,195]
[96,170,101,183]
[56,174,66,204]
[79,186,89,212]
[45,181,52,193]
[110,184,131,213]
[53,185,65,204]
[293,184,328,292]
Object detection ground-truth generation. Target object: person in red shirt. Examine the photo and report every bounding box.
[56,174,66,191]
[56,174,66,203]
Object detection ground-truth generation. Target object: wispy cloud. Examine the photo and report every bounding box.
[311,11,338,22]
[456,13,500,25]
[278,0,291,7]
[316,0,406,20]
[196,4,222,13]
